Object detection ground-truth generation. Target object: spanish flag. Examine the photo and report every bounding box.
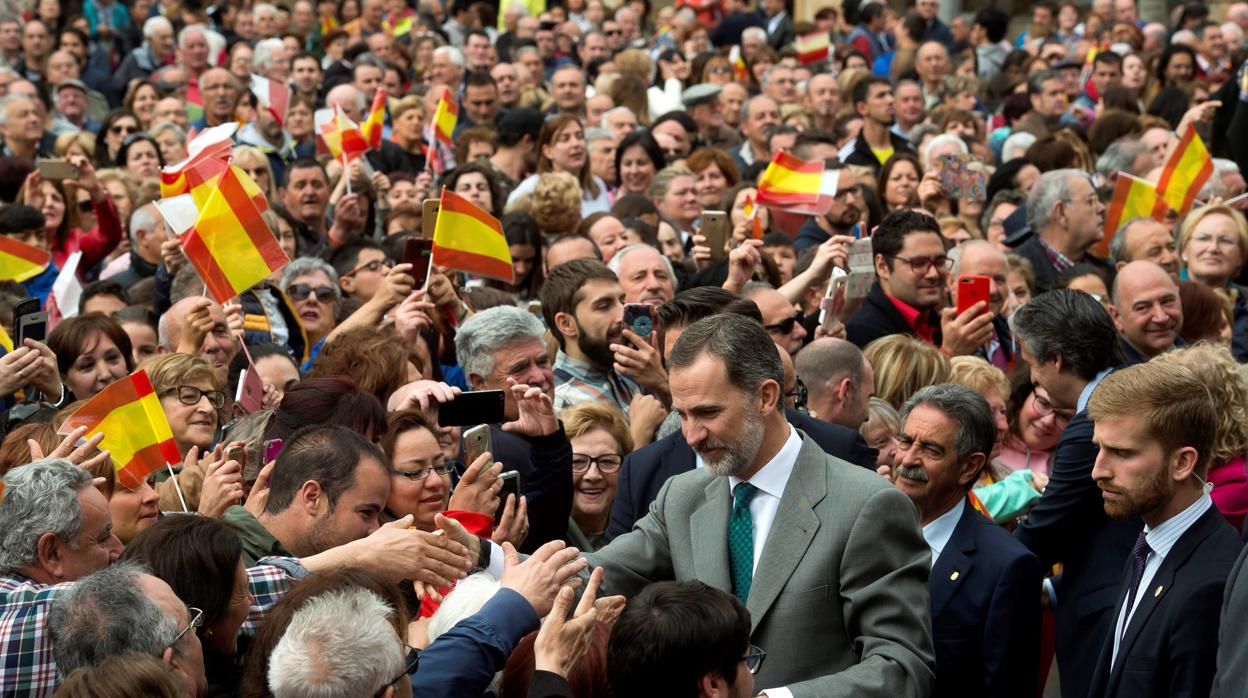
[160,122,237,201]
[756,152,840,216]
[1155,124,1214,215]
[250,73,291,127]
[729,45,748,82]
[362,88,386,150]
[0,237,50,282]
[319,11,339,36]
[314,105,370,161]
[795,32,830,65]
[1096,173,1168,257]
[432,189,513,283]
[743,194,764,240]
[430,86,457,147]
[155,165,288,304]
[59,370,181,490]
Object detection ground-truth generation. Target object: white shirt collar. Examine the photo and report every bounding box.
[728,424,800,499]
[922,498,965,566]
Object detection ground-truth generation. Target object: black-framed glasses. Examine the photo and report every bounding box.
[163,385,226,410]
[376,646,420,696]
[109,124,138,135]
[571,453,622,474]
[890,254,953,273]
[168,606,203,648]
[393,462,455,482]
[344,257,393,278]
[604,28,622,36]
[786,377,808,413]
[1031,391,1074,424]
[764,309,803,335]
[832,184,861,200]
[742,644,766,674]
[287,283,337,303]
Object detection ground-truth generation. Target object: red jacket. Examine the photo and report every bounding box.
[51,194,122,276]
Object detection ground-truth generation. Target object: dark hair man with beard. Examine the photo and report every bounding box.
[794,164,864,253]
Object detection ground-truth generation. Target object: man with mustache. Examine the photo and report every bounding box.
[1108,261,1184,365]
[1085,361,1240,698]
[947,240,1014,368]
[891,384,1042,697]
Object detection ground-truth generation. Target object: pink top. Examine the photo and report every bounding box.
[998,436,1053,476]
[1210,455,1248,532]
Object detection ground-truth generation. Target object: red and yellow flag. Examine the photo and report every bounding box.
[432,189,513,282]
[160,122,237,201]
[314,105,370,161]
[0,237,50,282]
[362,88,386,150]
[1095,173,1169,257]
[431,86,457,147]
[743,194,764,239]
[795,32,830,65]
[730,45,748,81]
[319,11,339,36]
[756,152,841,216]
[155,165,288,304]
[1156,124,1214,215]
[59,370,181,490]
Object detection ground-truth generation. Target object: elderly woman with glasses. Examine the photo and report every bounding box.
[560,401,634,552]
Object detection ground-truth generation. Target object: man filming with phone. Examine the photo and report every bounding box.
[946,240,1014,367]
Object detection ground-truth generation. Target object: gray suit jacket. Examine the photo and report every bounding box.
[1212,540,1248,698]
[587,431,936,698]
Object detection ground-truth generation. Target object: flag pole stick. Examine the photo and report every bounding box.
[343,152,352,195]
[166,462,190,512]
[1222,190,1248,207]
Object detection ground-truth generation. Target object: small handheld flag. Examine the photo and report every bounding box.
[756,152,841,216]
[362,88,387,150]
[432,189,513,283]
[1094,173,1169,258]
[0,237,50,282]
[795,32,830,65]
[1156,123,1214,215]
[430,86,458,147]
[250,74,291,127]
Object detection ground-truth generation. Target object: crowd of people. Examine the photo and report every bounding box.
[2,0,1248,695]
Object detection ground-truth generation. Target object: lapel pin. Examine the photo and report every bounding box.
[1154,585,1163,597]
[950,571,960,581]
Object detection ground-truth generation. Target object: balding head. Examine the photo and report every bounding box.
[793,338,873,429]
[159,297,237,372]
[1110,261,1182,360]
[326,83,366,122]
[1112,218,1179,281]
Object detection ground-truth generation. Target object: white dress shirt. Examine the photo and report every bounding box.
[1109,493,1213,670]
[922,499,965,568]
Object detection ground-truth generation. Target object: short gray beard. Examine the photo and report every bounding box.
[702,412,766,478]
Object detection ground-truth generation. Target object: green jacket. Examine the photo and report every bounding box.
[221,505,293,567]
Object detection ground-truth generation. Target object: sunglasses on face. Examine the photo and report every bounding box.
[287,283,337,303]
[76,200,93,213]
[110,124,138,135]
[764,309,803,335]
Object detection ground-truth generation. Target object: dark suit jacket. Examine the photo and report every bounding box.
[1088,506,1241,698]
[1212,539,1248,698]
[708,10,765,48]
[762,11,793,50]
[1015,411,1142,698]
[603,408,874,542]
[931,503,1042,698]
[845,281,942,350]
[469,425,572,554]
[1013,236,1116,293]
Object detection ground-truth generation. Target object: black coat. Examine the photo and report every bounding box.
[1013,235,1116,293]
[845,281,942,349]
[465,425,574,554]
[603,408,875,542]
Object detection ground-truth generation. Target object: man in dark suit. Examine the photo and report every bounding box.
[891,384,1041,697]
[1085,361,1242,698]
[1012,289,1134,698]
[760,0,793,50]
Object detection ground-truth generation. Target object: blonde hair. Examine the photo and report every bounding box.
[391,94,424,123]
[612,48,654,83]
[54,131,97,159]
[1151,343,1248,466]
[530,171,583,235]
[1178,204,1248,274]
[939,216,982,241]
[947,356,1008,401]
[646,165,695,202]
[95,168,141,211]
[559,402,635,455]
[1087,360,1217,478]
[864,334,950,409]
[140,352,224,394]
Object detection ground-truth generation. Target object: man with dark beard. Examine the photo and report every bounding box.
[1084,361,1239,698]
[541,258,666,415]
[794,166,863,253]
[581,314,936,696]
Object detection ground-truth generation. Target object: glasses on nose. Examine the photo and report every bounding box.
[571,453,622,473]
[605,29,621,35]
[344,258,393,277]
[741,645,766,674]
[1032,393,1073,423]
[167,607,204,649]
[393,462,455,481]
[833,184,861,200]
[1063,194,1099,208]
[890,254,953,274]
[287,283,337,303]
[164,385,226,409]
[764,309,804,334]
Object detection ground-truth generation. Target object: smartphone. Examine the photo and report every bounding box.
[622,303,654,339]
[700,210,729,263]
[15,311,47,345]
[421,199,440,239]
[956,275,991,315]
[404,237,434,288]
[819,268,848,328]
[493,470,521,521]
[462,423,493,467]
[12,297,39,319]
[37,159,79,181]
[262,438,284,463]
[438,389,506,427]
[235,366,265,415]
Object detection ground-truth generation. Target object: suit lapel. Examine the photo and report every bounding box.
[746,436,825,630]
[929,503,979,621]
[691,476,732,592]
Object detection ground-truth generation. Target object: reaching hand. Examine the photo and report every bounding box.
[723,239,763,293]
[446,452,502,515]
[611,329,668,398]
[939,303,994,357]
[500,540,587,617]
[502,377,558,437]
[533,567,624,677]
[490,494,529,548]
[177,298,215,355]
[198,454,245,518]
[244,459,276,517]
[354,515,474,586]
[29,426,109,471]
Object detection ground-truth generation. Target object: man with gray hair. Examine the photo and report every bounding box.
[49,561,206,698]
[891,384,1042,697]
[1014,169,1111,292]
[793,338,874,429]
[456,306,574,551]
[253,37,291,82]
[1095,140,1154,185]
[608,244,678,306]
[1107,217,1178,280]
[106,201,165,287]
[114,16,175,97]
[0,459,123,696]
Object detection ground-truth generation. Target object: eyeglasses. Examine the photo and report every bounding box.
[741,644,766,674]
[786,377,808,413]
[764,309,804,335]
[1031,391,1074,424]
[393,462,455,481]
[604,29,622,36]
[376,646,420,697]
[287,283,337,303]
[163,385,226,410]
[168,607,203,649]
[890,254,953,273]
[109,124,138,135]
[1062,194,1099,208]
[344,257,393,277]
[76,200,93,213]
[571,453,622,473]
[708,65,732,74]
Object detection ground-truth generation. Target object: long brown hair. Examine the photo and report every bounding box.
[537,113,601,199]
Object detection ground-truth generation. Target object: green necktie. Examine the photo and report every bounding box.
[729,482,759,602]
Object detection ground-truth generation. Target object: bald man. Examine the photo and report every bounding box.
[1109,261,1183,365]
[794,338,874,429]
[159,297,239,373]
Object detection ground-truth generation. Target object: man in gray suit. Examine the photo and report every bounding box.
[586,314,935,697]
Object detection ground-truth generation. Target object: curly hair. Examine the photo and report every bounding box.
[529,171,583,235]
[559,402,635,456]
[1151,343,1248,466]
